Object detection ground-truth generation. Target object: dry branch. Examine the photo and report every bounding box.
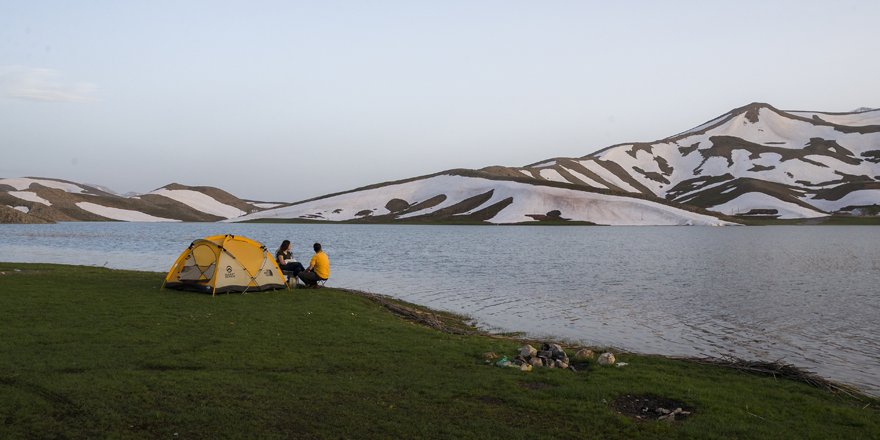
[682,356,863,398]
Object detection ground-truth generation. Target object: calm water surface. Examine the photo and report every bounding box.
[2,223,879,395]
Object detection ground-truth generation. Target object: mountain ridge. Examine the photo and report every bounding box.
[497,102,880,220]
[4,103,879,224]
[0,178,272,223]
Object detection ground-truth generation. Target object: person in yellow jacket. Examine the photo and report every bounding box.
[298,242,330,287]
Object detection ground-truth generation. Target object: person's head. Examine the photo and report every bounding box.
[280,240,291,252]
[313,242,322,253]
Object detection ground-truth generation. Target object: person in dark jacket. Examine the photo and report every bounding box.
[275,240,305,279]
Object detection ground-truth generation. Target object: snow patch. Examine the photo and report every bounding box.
[708,192,825,219]
[561,167,608,189]
[789,110,880,127]
[234,175,733,226]
[8,191,51,206]
[697,156,735,176]
[482,182,729,225]
[538,169,569,183]
[251,202,284,209]
[0,178,87,193]
[674,180,731,200]
[579,160,640,193]
[75,202,181,222]
[808,189,880,212]
[801,154,873,177]
[149,189,245,219]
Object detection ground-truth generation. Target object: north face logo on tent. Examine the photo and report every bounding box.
[224,265,236,279]
[264,269,273,276]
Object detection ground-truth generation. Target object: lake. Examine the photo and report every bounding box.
[1,222,878,395]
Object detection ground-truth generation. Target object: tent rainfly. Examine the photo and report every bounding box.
[163,234,287,295]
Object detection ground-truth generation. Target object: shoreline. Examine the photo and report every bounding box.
[1,262,878,438]
[237,215,880,226]
[2,256,878,397]
[6,213,880,226]
[0,260,876,398]
[335,285,870,399]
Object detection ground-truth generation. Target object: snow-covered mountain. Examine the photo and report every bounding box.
[5,103,877,225]
[232,103,878,224]
[0,178,271,223]
[492,103,880,219]
[232,171,733,225]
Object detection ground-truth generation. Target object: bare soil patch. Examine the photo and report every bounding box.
[611,394,694,422]
[862,150,880,163]
[385,198,410,212]
[678,142,700,156]
[748,164,775,172]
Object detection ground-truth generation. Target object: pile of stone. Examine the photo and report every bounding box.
[597,352,616,366]
[485,343,609,372]
[657,407,691,422]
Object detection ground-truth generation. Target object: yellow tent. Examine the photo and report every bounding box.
[163,234,287,295]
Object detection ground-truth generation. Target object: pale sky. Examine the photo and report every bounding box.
[1,1,878,202]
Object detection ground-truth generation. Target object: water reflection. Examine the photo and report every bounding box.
[1,222,879,395]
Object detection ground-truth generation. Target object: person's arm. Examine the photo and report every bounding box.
[307,255,316,271]
[277,254,285,266]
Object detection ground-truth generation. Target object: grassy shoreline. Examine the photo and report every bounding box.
[1,263,878,439]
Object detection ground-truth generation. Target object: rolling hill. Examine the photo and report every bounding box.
[499,103,880,219]
[4,103,878,225]
[234,103,879,224]
[231,170,734,225]
[0,178,273,223]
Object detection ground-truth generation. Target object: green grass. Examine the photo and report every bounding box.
[1,263,878,439]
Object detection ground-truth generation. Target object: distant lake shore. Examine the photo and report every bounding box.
[236,215,880,225]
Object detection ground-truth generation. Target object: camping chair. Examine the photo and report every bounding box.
[301,277,327,288]
[297,278,327,289]
[303,276,328,289]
